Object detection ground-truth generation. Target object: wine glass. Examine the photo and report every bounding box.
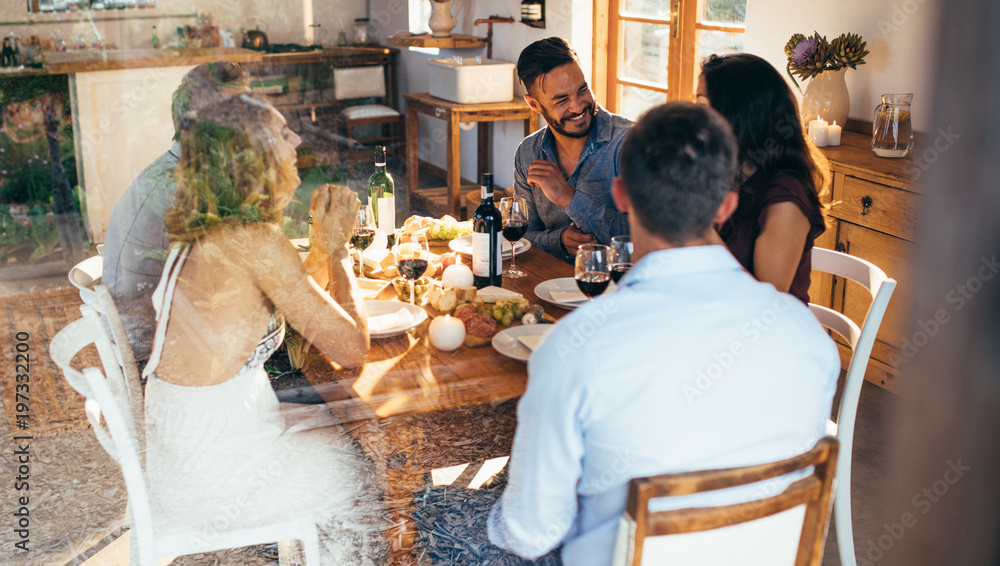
[352,204,376,277]
[609,235,633,284]
[396,233,429,304]
[575,244,611,300]
[499,197,528,279]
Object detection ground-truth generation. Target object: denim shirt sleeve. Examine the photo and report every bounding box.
[515,146,574,263]
[565,136,629,244]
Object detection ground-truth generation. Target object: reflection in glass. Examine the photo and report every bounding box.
[621,85,667,121]
[621,21,670,87]
[621,0,671,18]
[700,0,748,25]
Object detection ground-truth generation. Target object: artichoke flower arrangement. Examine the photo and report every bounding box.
[785,32,868,91]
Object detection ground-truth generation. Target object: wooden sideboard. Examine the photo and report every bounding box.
[810,126,921,394]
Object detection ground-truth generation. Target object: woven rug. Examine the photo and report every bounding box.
[0,285,91,437]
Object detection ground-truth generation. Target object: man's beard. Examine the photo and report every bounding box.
[541,103,596,139]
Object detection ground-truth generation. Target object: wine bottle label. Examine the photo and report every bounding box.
[377,196,395,233]
[472,232,503,277]
[378,197,396,234]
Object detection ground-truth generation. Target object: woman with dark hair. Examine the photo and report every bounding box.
[143,94,386,563]
[698,53,829,304]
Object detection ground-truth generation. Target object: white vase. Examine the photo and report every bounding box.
[800,68,850,128]
[428,0,463,38]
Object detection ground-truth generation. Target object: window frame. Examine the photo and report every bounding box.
[593,0,745,114]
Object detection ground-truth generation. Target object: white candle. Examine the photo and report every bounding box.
[812,122,829,147]
[807,116,823,140]
[429,315,466,351]
[441,263,474,288]
[827,121,842,146]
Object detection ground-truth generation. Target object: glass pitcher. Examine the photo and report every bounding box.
[872,93,914,158]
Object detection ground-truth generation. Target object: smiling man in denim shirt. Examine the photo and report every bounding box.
[514,38,632,262]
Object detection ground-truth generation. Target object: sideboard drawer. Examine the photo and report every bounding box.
[832,175,921,241]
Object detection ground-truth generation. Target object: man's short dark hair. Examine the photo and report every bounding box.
[516,37,581,93]
[619,102,738,244]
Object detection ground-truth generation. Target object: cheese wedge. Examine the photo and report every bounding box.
[476,286,524,303]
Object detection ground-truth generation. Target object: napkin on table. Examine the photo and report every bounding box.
[368,308,418,333]
[549,289,588,303]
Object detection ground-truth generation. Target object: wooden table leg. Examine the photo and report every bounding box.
[447,115,462,219]
[526,112,540,137]
[478,121,492,181]
[406,107,420,214]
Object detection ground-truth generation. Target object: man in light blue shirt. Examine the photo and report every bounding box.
[103,62,250,364]
[514,38,632,262]
[488,102,840,564]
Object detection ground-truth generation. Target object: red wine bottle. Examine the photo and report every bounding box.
[472,173,503,288]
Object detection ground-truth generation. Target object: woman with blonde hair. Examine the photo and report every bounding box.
[143,94,384,563]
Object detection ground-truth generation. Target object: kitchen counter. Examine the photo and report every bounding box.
[44,47,263,74]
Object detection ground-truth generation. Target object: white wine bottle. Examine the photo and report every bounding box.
[472,173,503,288]
[368,145,395,246]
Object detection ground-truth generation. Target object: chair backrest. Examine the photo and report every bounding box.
[49,306,156,562]
[333,66,387,100]
[616,437,839,566]
[95,284,145,450]
[808,247,897,436]
[69,254,104,305]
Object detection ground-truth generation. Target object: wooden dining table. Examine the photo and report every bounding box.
[301,244,575,423]
[297,243,576,564]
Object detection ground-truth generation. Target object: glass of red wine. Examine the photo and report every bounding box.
[352,204,376,277]
[499,196,528,279]
[396,234,429,304]
[610,235,633,284]
[575,244,611,300]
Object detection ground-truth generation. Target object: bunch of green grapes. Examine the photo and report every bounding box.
[430,221,474,240]
[477,298,529,326]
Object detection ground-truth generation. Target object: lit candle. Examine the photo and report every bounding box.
[807,116,824,140]
[812,122,829,147]
[827,121,842,146]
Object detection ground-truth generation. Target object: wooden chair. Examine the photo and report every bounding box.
[49,306,321,566]
[332,65,402,169]
[808,247,897,566]
[615,437,839,566]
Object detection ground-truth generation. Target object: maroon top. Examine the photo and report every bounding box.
[718,172,826,304]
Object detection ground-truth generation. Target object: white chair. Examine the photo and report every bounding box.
[68,254,103,306]
[332,65,402,166]
[93,284,145,451]
[49,306,322,566]
[614,437,839,566]
[808,247,897,566]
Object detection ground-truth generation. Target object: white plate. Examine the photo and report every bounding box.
[448,235,531,258]
[364,300,428,339]
[534,277,615,310]
[492,324,556,363]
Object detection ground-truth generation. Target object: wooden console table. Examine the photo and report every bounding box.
[404,93,539,218]
[811,123,922,393]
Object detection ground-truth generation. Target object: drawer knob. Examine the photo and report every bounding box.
[861,195,873,216]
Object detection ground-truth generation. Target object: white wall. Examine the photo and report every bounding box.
[744,0,940,131]
[370,0,592,189]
